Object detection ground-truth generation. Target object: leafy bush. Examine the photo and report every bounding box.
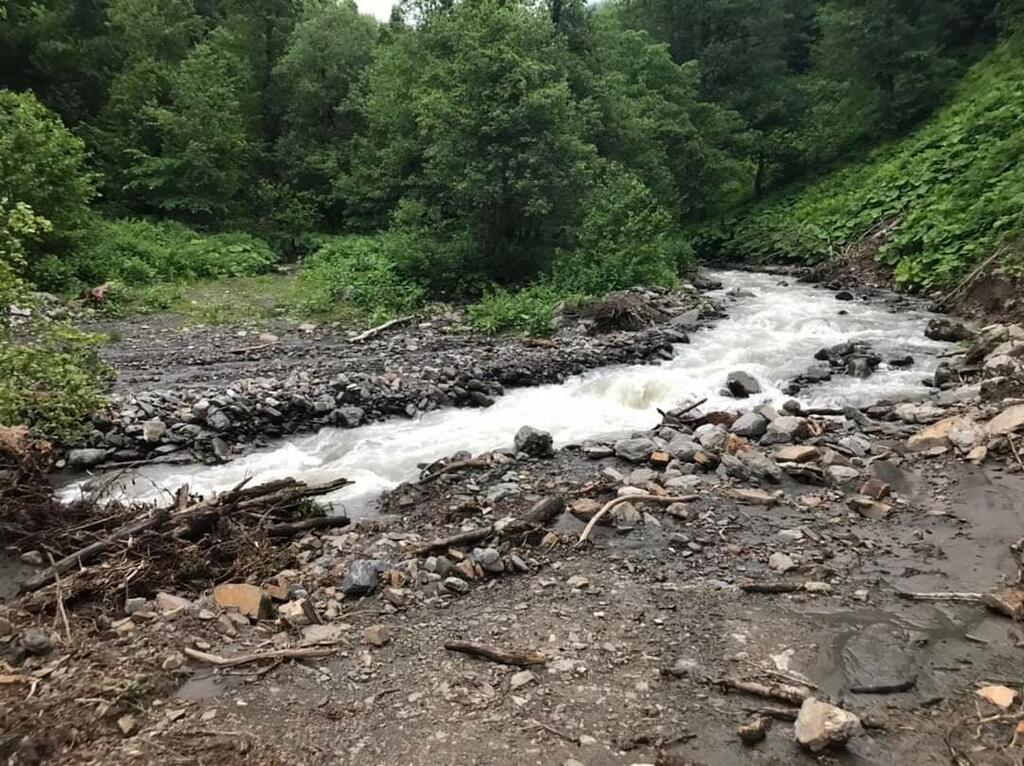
[74,219,277,287]
[554,168,689,295]
[468,282,574,338]
[0,90,97,286]
[298,235,425,322]
[1,200,110,443]
[695,35,1024,290]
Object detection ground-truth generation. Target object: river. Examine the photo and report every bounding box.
[67,270,952,512]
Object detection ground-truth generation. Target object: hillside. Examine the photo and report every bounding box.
[696,33,1024,292]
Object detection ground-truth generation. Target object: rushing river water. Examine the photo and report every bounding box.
[69,271,952,512]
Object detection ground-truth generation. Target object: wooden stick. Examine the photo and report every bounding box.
[894,591,984,604]
[849,677,916,694]
[266,515,350,537]
[414,526,494,555]
[183,646,338,668]
[721,678,812,705]
[351,315,414,343]
[740,580,803,594]
[20,508,170,594]
[444,640,546,667]
[578,494,697,544]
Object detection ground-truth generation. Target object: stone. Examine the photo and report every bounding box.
[19,550,44,566]
[510,670,536,689]
[212,583,274,620]
[695,424,728,451]
[731,412,769,438]
[155,592,194,614]
[341,559,383,596]
[726,371,762,398]
[613,502,642,526]
[614,437,656,463]
[977,685,1017,709]
[738,716,770,745]
[987,404,1024,437]
[142,418,167,444]
[336,406,366,427]
[925,318,970,342]
[0,617,12,636]
[67,448,106,468]
[739,450,782,483]
[794,697,861,752]
[117,715,138,737]
[514,426,554,458]
[161,652,185,671]
[774,445,820,463]
[950,419,987,452]
[859,478,891,500]
[567,575,590,590]
[666,435,700,462]
[280,598,319,626]
[968,445,988,463]
[728,488,778,506]
[472,547,504,574]
[443,576,470,594]
[907,416,971,451]
[826,465,860,489]
[768,552,795,573]
[846,357,873,379]
[124,597,148,615]
[761,416,809,445]
[848,495,891,520]
[363,624,391,647]
[20,628,53,655]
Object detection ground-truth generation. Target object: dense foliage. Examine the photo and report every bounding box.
[696,33,1024,289]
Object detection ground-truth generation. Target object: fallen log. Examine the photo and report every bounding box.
[849,677,916,695]
[740,580,803,594]
[267,515,351,537]
[20,507,170,594]
[444,640,546,667]
[414,526,495,556]
[351,315,414,343]
[721,678,812,705]
[578,494,700,544]
[894,591,984,604]
[183,646,339,668]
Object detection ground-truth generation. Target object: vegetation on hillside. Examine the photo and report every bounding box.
[695,32,1024,290]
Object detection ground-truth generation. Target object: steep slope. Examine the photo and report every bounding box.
[695,34,1024,291]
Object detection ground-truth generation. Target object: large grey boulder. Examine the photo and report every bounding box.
[614,437,657,463]
[666,435,700,462]
[514,425,554,458]
[760,416,810,445]
[67,448,107,469]
[731,412,769,438]
[726,371,762,398]
[341,559,384,597]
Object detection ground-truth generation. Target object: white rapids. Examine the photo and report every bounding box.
[66,271,952,513]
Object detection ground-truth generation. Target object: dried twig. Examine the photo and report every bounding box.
[444,640,546,667]
[894,591,984,604]
[721,678,812,705]
[418,458,491,485]
[351,315,414,343]
[183,646,339,668]
[414,526,494,555]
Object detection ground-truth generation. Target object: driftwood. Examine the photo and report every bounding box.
[20,507,170,593]
[418,458,491,485]
[267,515,351,537]
[444,640,546,667]
[658,398,708,425]
[578,494,699,544]
[721,678,812,705]
[894,591,984,604]
[414,526,495,555]
[183,646,339,667]
[20,475,352,594]
[849,677,916,694]
[524,495,565,524]
[351,315,414,343]
[739,580,803,594]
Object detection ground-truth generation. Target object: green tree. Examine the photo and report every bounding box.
[357,0,595,285]
[125,28,260,224]
[272,1,378,229]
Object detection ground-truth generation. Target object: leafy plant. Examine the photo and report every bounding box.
[468,282,574,337]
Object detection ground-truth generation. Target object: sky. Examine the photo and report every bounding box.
[356,0,395,20]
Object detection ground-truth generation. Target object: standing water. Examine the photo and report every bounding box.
[69,271,951,511]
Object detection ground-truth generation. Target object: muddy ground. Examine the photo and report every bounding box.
[4,278,1024,766]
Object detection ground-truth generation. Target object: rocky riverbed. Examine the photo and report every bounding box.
[4,274,1024,765]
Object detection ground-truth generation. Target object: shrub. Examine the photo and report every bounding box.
[553,168,689,294]
[74,219,277,287]
[298,235,425,322]
[468,282,575,337]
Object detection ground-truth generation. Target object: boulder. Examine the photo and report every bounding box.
[794,697,861,752]
[666,435,700,462]
[925,318,970,342]
[142,418,167,444]
[694,424,728,451]
[761,416,810,446]
[731,412,769,438]
[67,448,107,469]
[342,559,384,596]
[726,371,762,398]
[514,425,554,458]
[846,357,874,379]
[826,465,861,489]
[739,450,782,483]
[907,415,975,451]
[213,584,274,620]
[774,445,820,463]
[987,404,1024,437]
[614,437,657,463]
